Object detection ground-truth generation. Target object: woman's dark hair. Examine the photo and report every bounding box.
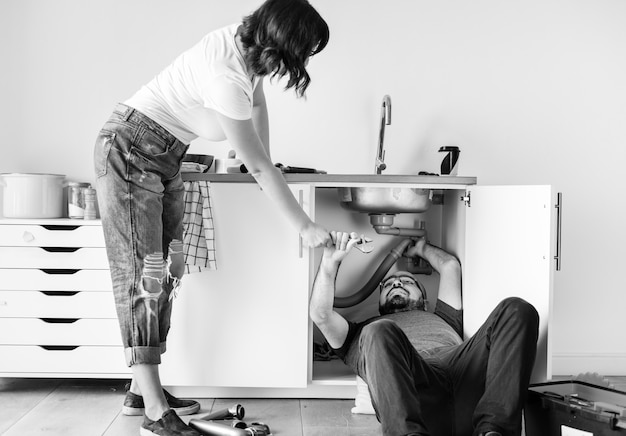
[239,0,329,97]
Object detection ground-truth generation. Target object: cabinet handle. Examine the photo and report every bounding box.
[41,247,80,253]
[554,192,563,271]
[41,225,80,231]
[40,291,79,296]
[39,345,79,351]
[40,318,79,324]
[40,269,80,275]
[298,189,304,258]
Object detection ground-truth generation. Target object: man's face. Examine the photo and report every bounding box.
[378,272,426,315]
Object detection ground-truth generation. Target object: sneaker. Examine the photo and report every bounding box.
[123,388,200,416]
[140,409,201,436]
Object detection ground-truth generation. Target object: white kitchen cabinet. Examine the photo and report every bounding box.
[163,178,557,398]
[310,183,557,395]
[0,178,557,397]
[0,219,130,378]
[444,185,556,384]
[160,183,313,390]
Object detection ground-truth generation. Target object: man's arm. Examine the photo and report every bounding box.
[405,239,462,310]
[309,231,357,349]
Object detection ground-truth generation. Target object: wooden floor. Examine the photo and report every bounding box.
[0,378,381,436]
[3,377,626,435]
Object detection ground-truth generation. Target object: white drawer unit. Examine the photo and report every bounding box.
[0,219,130,378]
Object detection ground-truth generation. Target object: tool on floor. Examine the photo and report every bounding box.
[189,419,271,435]
[200,404,245,421]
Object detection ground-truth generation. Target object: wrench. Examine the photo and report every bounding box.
[353,236,374,254]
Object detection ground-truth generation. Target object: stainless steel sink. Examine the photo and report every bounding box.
[338,187,432,214]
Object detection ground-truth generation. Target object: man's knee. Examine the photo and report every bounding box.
[499,297,539,327]
[362,319,402,338]
[360,319,406,351]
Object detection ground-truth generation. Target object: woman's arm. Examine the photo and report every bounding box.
[216,112,329,248]
[251,80,270,157]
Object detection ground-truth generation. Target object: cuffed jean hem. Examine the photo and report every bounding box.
[124,343,167,366]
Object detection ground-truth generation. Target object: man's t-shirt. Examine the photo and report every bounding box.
[332,300,463,369]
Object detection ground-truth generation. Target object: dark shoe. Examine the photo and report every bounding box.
[140,409,201,436]
[123,388,200,416]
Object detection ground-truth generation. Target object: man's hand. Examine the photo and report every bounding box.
[404,237,428,259]
[322,231,360,266]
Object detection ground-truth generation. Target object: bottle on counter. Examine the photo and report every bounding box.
[83,187,97,220]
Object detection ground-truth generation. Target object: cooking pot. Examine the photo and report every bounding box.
[0,173,66,218]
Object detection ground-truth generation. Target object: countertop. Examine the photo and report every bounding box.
[182,173,477,189]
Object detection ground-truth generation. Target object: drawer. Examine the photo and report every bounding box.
[0,345,130,375]
[0,318,121,345]
[0,269,112,291]
[0,247,109,269]
[0,223,105,247]
[0,290,117,318]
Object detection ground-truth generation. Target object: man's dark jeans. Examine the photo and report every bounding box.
[356,297,539,436]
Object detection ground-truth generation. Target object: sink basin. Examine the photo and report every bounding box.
[338,187,432,214]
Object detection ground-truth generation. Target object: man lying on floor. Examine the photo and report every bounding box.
[309,231,539,436]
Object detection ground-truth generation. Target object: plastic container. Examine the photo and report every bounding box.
[525,380,626,435]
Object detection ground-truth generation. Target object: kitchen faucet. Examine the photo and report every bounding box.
[375,95,391,174]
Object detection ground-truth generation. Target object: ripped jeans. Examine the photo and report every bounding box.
[94,103,189,366]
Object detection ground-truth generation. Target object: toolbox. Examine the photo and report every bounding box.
[525,380,626,435]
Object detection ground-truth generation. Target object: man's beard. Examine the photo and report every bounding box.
[379,295,424,315]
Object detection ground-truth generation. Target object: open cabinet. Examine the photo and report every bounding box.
[443,185,555,384]
[310,183,557,395]
[161,179,558,398]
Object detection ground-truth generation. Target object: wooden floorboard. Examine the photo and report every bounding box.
[1,379,126,436]
[0,378,61,434]
[301,399,381,436]
[2,377,626,435]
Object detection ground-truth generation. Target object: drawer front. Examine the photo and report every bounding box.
[0,345,130,374]
[0,247,109,269]
[0,269,113,291]
[0,224,105,247]
[0,318,121,345]
[0,290,117,318]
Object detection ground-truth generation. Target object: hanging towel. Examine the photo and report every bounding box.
[182,180,217,273]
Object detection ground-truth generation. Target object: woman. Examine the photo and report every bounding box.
[94,1,330,435]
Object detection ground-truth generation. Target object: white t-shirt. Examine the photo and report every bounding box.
[126,24,259,144]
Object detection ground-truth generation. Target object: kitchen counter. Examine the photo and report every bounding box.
[182,173,477,189]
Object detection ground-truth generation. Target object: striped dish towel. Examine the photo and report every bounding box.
[182,181,217,273]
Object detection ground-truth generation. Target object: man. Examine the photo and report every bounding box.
[310,232,539,436]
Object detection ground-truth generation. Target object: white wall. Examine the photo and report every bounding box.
[1,0,625,376]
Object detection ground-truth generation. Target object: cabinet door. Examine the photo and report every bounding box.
[463,185,554,383]
[160,183,311,388]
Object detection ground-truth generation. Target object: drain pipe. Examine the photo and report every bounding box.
[369,214,427,237]
[333,237,413,308]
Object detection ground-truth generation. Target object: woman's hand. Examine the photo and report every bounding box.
[300,221,331,248]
